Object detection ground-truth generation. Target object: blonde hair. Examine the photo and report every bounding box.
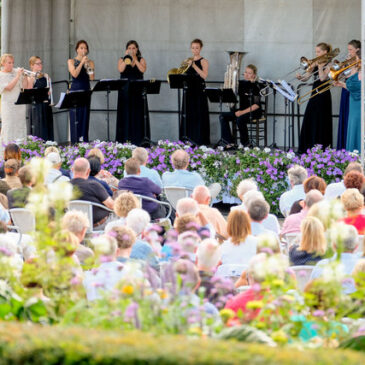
[87,148,105,164]
[132,147,148,165]
[0,53,14,66]
[227,210,251,245]
[62,210,90,234]
[175,214,199,234]
[114,192,140,217]
[29,56,41,67]
[110,226,136,249]
[341,188,364,212]
[44,146,59,156]
[299,216,326,255]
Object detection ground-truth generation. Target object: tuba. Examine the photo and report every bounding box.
[167,57,194,82]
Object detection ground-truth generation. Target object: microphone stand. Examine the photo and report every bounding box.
[269,87,278,148]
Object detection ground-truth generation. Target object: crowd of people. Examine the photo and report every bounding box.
[0,142,364,325]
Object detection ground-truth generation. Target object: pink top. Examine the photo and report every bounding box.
[281,209,308,236]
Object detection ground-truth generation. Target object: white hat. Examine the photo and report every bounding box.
[46,152,61,165]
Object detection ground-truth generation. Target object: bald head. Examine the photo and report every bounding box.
[176,197,199,216]
[304,189,323,209]
[72,158,90,178]
[192,185,210,205]
[171,149,189,170]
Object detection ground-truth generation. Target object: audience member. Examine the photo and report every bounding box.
[279,165,307,217]
[45,152,70,185]
[0,143,22,179]
[341,188,365,234]
[281,189,323,237]
[247,199,271,236]
[118,158,166,220]
[303,176,327,195]
[289,200,303,215]
[289,216,327,266]
[0,193,8,210]
[175,214,200,235]
[325,162,363,200]
[87,156,113,196]
[70,158,114,229]
[344,171,364,191]
[0,180,11,197]
[7,165,33,209]
[109,225,137,263]
[45,146,71,179]
[235,178,257,205]
[192,185,227,239]
[220,210,257,266]
[178,230,201,261]
[2,159,22,189]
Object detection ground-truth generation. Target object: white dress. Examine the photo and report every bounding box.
[0,71,27,146]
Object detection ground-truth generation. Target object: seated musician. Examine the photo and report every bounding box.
[219,64,262,149]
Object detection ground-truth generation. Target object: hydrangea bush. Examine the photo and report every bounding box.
[16,137,359,215]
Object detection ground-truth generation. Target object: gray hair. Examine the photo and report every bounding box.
[243,190,264,210]
[288,165,307,186]
[340,224,359,252]
[176,198,199,216]
[305,189,323,208]
[196,238,221,269]
[171,150,189,170]
[132,147,148,165]
[126,208,151,236]
[248,199,270,222]
[236,179,258,199]
[62,210,90,234]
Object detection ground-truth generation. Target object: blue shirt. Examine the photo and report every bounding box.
[162,169,204,191]
[125,165,162,188]
[130,239,158,269]
[279,184,306,217]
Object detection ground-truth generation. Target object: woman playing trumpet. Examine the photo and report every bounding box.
[297,42,333,153]
[67,40,94,143]
[28,56,54,141]
[0,54,31,146]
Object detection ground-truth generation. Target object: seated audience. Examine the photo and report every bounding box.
[303,176,327,195]
[344,170,364,191]
[2,159,22,189]
[0,180,11,197]
[220,210,257,266]
[289,216,327,266]
[162,149,220,200]
[289,200,303,215]
[109,225,137,263]
[235,178,258,207]
[279,165,307,217]
[61,210,94,264]
[126,147,162,188]
[0,193,8,210]
[118,158,166,220]
[7,165,33,209]
[70,158,114,229]
[325,162,363,200]
[341,188,365,234]
[192,185,227,239]
[178,230,201,261]
[87,147,119,188]
[45,152,70,185]
[311,224,359,294]
[105,192,140,232]
[281,189,323,237]
[175,214,200,235]
[45,146,71,179]
[0,143,22,179]
[247,199,271,236]
[87,156,113,196]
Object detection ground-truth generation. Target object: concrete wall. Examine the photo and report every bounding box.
[2,0,361,146]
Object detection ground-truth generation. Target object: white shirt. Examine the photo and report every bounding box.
[220,236,258,266]
[46,168,70,185]
[325,181,346,201]
[279,184,306,217]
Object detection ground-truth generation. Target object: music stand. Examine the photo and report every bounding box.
[93,79,128,141]
[55,90,92,144]
[206,88,237,146]
[15,88,49,136]
[129,79,161,147]
[168,74,200,145]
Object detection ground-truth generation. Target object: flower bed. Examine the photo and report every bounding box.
[17,137,358,215]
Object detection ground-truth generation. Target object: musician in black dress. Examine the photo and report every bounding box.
[298,42,332,153]
[219,64,262,148]
[67,40,94,143]
[116,40,149,145]
[28,56,54,141]
[182,38,210,145]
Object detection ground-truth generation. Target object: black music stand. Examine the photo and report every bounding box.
[93,79,128,141]
[55,90,92,144]
[168,74,200,145]
[15,88,49,136]
[206,88,237,146]
[130,79,161,147]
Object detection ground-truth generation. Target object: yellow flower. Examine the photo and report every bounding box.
[272,279,284,287]
[246,300,264,310]
[271,330,288,344]
[219,308,235,323]
[121,285,134,295]
[157,288,168,299]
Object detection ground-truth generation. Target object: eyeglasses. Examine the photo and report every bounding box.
[34,62,43,65]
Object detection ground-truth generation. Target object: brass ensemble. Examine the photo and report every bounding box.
[300,48,340,72]
[297,58,361,105]
[223,51,245,94]
[167,57,194,82]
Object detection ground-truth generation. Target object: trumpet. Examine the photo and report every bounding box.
[167,57,194,82]
[297,58,361,105]
[21,69,43,78]
[299,48,340,72]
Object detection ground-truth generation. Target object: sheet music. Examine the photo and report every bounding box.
[55,92,66,109]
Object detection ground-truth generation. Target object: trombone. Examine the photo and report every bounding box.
[297,58,361,105]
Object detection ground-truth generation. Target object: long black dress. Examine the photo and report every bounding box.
[116,57,150,145]
[298,67,332,152]
[181,58,210,145]
[29,76,54,141]
[69,59,91,143]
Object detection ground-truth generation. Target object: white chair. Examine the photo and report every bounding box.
[68,200,114,233]
[290,265,315,291]
[215,264,248,278]
[134,194,172,223]
[9,208,35,234]
[281,233,301,255]
[355,235,364,254]
[163,186,192,210]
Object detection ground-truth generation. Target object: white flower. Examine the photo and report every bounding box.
[29,158,52,184]
[286,152,295,159]
[91,235,113,255]
[264,147,271,153]
[244,147,249,151]
[45,140,58,146]
[48,181,74,203]
[254,147,260,151]
[322,262,345,283]
[26,191,50,214]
